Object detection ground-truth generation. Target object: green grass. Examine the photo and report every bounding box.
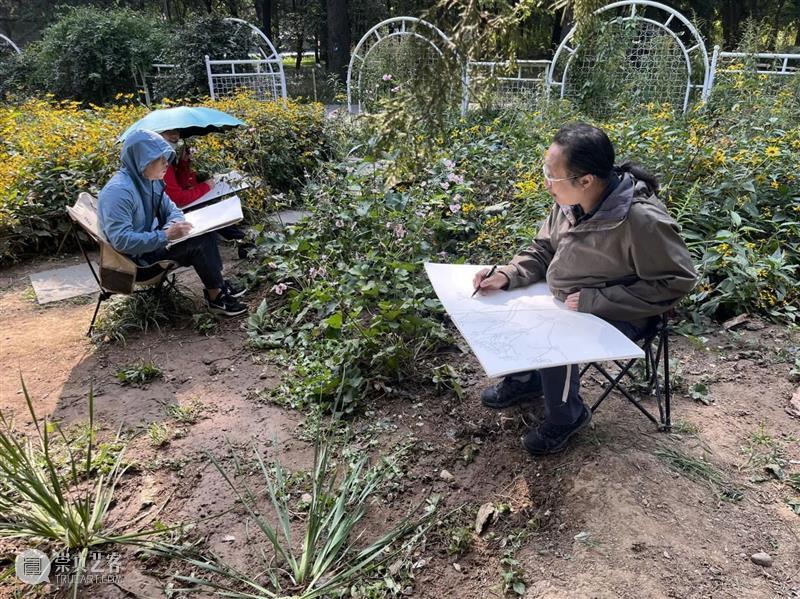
[165,400,204,424]
[149,431,438,597]
[655,445,743,501]
[147,422,171,448]
[0,381,165,598]
[92,285,195,344]
[116,359,162,386]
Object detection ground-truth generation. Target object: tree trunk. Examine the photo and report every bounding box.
[326,0,350,82]
[318,0,328,64]
[721,1,746,49]
[295,25,304,69]
[257,0,272,41]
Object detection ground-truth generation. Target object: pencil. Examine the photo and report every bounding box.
[472,265,498,297]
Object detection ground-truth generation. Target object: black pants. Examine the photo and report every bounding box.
[524,318,654,426]
[138,233,224,290]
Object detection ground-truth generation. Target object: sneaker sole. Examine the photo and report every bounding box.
[521,408,592,456]
[207,304,247,317]
[482,391,544,410]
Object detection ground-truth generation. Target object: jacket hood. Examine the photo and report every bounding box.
[562,171,657,229]
[119,129,175,202]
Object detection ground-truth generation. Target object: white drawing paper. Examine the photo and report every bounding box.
[183,171,250,209]
[167,195,243,247]
[424,262,645,378]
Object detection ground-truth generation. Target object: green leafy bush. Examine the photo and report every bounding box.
[12,7,167,104]
[0,95,330,263]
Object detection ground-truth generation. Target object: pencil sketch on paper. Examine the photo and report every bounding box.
[425,262,644,378]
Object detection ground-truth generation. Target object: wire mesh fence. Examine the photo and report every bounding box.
[467,61,551,110]
[206,57,285,101]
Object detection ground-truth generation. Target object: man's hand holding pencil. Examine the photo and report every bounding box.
[472,265,508,296]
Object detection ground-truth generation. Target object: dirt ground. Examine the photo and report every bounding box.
[1,251,799,599]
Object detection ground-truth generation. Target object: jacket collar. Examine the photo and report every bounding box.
[560,173,640,231]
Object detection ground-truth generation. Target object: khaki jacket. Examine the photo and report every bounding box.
[498,173,697,323]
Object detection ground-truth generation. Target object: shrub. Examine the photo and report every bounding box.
[149,16,253,101]
[0,95,329,263]
[18,7,167,105]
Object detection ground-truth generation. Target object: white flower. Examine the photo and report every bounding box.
[393,223,406,239]
[271,283,288,295]
[391,86,400,93]
[443,159,455,169]
[449,203,461,213]
[335,219,344,228]
[382,74,392,81]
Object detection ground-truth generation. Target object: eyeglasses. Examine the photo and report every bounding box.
[542,164,582,183]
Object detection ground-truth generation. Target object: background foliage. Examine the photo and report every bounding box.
[0,95,328,262]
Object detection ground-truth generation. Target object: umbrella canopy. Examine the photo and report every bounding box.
[118,106,246,142]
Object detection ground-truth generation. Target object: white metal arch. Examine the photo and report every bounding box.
[347,17,467,115]
[548,1,709,112]
[0,34,21,54]
[206,17,286,101]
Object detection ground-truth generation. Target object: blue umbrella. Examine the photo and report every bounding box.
[118,106,246,142]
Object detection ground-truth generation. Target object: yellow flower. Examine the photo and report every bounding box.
[770,181,780,189]
[764,146,780,157]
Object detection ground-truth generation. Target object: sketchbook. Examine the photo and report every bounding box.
[424,262,644,378]
[182,171,251,209]
[167,195,243,247]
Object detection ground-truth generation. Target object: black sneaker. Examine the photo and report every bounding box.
[521,406,592,456]
[480,372,544,409]
[223,279,246,298]
[204,290,247,316]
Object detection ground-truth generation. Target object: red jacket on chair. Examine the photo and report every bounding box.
[163,147,210,208]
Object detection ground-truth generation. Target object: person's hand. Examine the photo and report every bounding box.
[565,291,581,311]
[472,268,507,295]
[166,221,193,240]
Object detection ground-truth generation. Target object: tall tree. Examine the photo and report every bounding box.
[326,0,349,81]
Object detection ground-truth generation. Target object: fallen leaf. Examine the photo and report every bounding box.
[475,502,496,534]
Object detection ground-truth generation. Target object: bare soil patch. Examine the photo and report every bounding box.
[1,253,798,598]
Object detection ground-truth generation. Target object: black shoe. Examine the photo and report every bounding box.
[204,290,247,316]
[223,279,246,298]
[480,373,543,409]
[521,406,592,456]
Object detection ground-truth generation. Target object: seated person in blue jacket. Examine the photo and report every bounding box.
[97,129,247,317]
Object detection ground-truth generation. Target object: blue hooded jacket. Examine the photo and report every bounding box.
[98,130,184,257]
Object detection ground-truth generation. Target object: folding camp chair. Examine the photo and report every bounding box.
[66,192,180,336]
[580,313,672,431]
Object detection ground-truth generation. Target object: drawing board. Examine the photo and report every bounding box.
[424,262,645,378]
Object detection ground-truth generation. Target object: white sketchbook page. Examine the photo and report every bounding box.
[424,262,644,377]
[182,171,250,209]
[424,262,561,314]
[167,196,243,247]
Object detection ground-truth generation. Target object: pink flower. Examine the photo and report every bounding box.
[271,283,288,295]
[391,86,400,93]
[393,223,406,239]
[447,173,464,185]
[440,181,450,190]
[382,74,392,81]
[443,159,454,169]
[335,219,344,228]
[449,203,461,213]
